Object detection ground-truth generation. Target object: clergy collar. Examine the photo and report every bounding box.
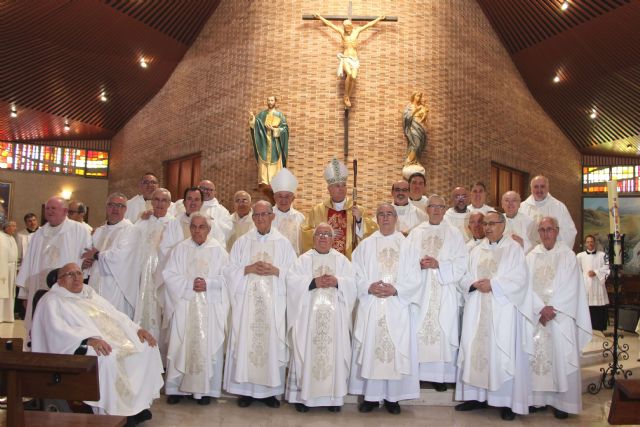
[276,206,291,214]
[586,250,597,255]
[409,196,423,202]
[332,199,346,211]
[428,221,443,226]
[488,236,503,245]
[27,227,39,233]
[453,207,469,214]
[394,202,409,207]
[255,228,272,239]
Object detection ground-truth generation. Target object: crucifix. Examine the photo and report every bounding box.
[303,3,397,160]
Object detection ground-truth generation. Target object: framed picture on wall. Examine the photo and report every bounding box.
[0,181,12,219]
[583,196,640,273]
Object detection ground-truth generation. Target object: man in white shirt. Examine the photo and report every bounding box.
[444,186,470,242]
[68,200,93,234]
[125,172,160,223]
[271,168,305,255]
[391,180,427,235]
[408,172,428,211]
[519,175,577,249]
[466,212,485,251]
[227,190,254,251]
[576,234,609,331]
[502,191,535,254]
[468,182,492,214]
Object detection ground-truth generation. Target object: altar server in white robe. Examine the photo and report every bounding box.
[125,172,159,223]
[468,182,493,214]
[576,234,609,332]
[286,222,356,412]
[0,226,18,322]
[82,193,141,319]
[162,187,225,251]
[465,212,485,251]
[223,200,296,408]
[227,190,255,251]
[198,180,233,245]
[349,203,421,414]
[527,217,592,419]
[408,172,428,211]
[405,194,467,392]
[390,180,427,235]
[271,168,305,255]
[444,186,470,242]
[32,263,163,422]
[519,175,577,249]
[134,188,174,353]
[163,213,230,405]
[455,211,535,421]
[502,191,535,254]
[17,196,91,335]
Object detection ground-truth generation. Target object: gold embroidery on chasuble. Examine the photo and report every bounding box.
[247,242,275,375]
[310,255,337,384]
[76,298,136,399]
[531,255,555,379]
[417,230,444,352]
[184,251,210,378]
[470,252,497,380]
[139,224,163,330]
[327,208,347,254]
[277,216,299,252]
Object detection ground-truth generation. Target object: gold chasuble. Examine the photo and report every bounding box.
[301,197,377,260]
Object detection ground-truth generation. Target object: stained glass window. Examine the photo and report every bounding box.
[0,143,108,178]
[583,166,639,193]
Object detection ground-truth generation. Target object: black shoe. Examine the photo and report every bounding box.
[432,382,447,392]
[261,396,280,408]
[500,407,515,421]
[554,408,568,419]
[528,405,547,413]
[384,400,401,415]
[133,409,152,424]
[295,403,309,413]
[197,396,211,406]
[237,396,253,408]
[166,395,182,405]
[125,417,137,427]
[455,400,488,411]
[358,400,378,413]
[327,406,341,412]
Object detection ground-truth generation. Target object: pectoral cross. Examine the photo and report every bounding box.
[303,2,397,160]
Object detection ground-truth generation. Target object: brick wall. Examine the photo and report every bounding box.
[109,0,582,234]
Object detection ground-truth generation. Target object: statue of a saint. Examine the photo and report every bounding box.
[403,92,429,166]
[314,13,385,109]
[249,96,289,190]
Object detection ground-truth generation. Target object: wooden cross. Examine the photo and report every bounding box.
[303,3,397,160]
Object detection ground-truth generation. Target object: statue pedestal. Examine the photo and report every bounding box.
[402,163,426,180]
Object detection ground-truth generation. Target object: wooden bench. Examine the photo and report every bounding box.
[608,379,640,425]
[0,337,125,427]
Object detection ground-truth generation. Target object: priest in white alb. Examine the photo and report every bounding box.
[227,190,254,251]
[0,224,18,322]
[468,182,493,214]
[198,180,233,246]
[82,193,141,319]
[271,168,305,255]
[134,188,174,353]
[390,180,427,235]
[163,213,230,406]
[519,175,577,249]
[286,222,356,412]
[404,194,467,392]
[502,191,535,254]
[125,172,160,223]
[576,234,609,331]
[527,216,592,419]
[444,186,470,242]
[349,204,421,415]
[455,211,535,421]
[31,263,163,423]
[223,201,296,408]
[17,196,91,336]
[465,212,485,251]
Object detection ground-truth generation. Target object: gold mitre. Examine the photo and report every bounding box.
[271,168,298,193]
[324,158,348,185]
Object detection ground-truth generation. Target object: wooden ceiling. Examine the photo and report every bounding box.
[1,1,638,158]
[0,0,220,144]
[477,0,640,157]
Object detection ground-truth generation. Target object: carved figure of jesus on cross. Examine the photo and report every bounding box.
[304,3,395,109]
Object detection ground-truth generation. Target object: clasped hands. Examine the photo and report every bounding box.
[193,277,207,292]
[245,261,279,277]
[539,306,556,326]
[368,280,396,298]
[420,255,439,269]
[81,247,99,269]
[88,328,156,356]
[315,274,338,289]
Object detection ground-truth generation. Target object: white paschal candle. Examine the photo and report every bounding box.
[606,180,622,265]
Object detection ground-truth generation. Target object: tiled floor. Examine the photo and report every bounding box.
[2,320,639,426]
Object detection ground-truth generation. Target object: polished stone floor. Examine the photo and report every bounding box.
[2,320,639,426]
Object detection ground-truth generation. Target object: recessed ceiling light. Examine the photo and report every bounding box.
[64,119,70,132]
[561,1,569,11]
[590,108,597,119]
[139,57,148,68]
[553,75,561,83]
[9,105,17,118]
[100,91,108,102]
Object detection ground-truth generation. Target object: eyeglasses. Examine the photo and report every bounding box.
[252,212,273,218]
[428,205,446,210]
[482,221,504,227]
[198,187,214,193]
[60,271,83,279]
[107,203,126,209]
[315,231,333,238]
[454,195,467,200]
[538,227,558,234]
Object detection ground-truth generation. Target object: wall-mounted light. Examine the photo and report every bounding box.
[139,57,148,68]
[64,119,71,132]
[10,104,17,118]
[60,188,73,200]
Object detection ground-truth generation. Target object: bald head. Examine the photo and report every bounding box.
[530,175,550,201]
[451,186,468,212]
[198,180,216,201]
[234,191,252,217]
[501,191,521,218]
[45,196,68,226]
